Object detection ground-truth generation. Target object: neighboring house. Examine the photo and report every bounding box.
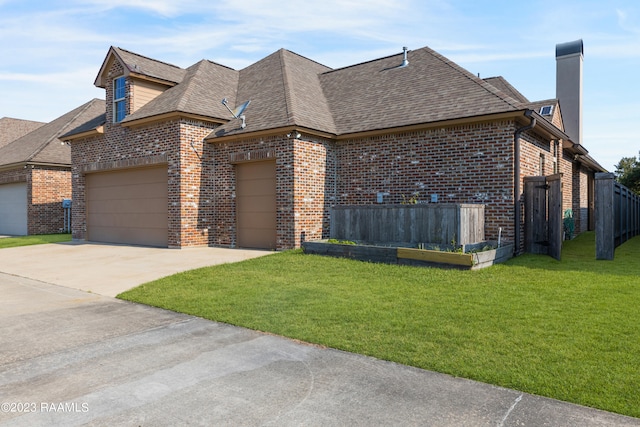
[63,41,605,252]
[0,100,104,235]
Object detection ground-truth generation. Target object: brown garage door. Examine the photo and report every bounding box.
[236,161,276,249]
[86,166,168,247]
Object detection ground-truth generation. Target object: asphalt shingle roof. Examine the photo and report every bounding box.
[84,45,561,141]
[0,118,45,149]
[483,76,530,104]
[319,47,525,135]
[123,59,238,124]
[214,46,528,137]
[215,49,334,136]
[95,47,187,88]
[0,99,105,167]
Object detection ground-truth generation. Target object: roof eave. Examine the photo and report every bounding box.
[576,154,608,173]
[94,46,120,88]
[0,162,27,173]
[206,111,542,143]
[0,161,71,173]
[205,125,336,143]
[120,112,226,128]
[63,125,104,142]
[520,110,571,142]
[129,72,178,88]
[339,110,531,141]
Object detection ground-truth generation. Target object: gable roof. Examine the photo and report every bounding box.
[94,47,187,88]
[0,117,45,149]
[0,99,105,168]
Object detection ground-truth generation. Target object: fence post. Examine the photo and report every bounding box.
[595,173,615,260]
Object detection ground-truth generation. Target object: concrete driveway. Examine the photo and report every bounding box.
[0,241,271,296]
[2,274,639,427]
[1,243,639,426]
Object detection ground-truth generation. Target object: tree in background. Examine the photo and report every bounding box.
[614,151,640,194]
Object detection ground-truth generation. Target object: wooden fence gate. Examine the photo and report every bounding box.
[524,174,563,260]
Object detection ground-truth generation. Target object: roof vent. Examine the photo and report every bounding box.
[399,46,409,68]
[540,105,554,116]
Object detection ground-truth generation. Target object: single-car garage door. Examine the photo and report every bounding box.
[86,166,168,247]
[0,182,28,235]
[236,161,276,249]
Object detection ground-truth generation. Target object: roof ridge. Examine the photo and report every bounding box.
[114,47,183,71]
[425,47,525,110]
[282,49,332,70]
[320,50,404,75]
[174,61,206,111]
[202,58,237,72]
[0,117,45,124]
[278,49,295,125]
[483,76,530,103]
[25,99,98,161]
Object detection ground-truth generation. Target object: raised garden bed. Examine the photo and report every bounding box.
[302,240,513,270]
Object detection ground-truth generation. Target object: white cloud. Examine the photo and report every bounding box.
[617,8,640,33]
[68,0,204,17]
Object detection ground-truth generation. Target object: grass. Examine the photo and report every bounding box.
[0,233,71,249]
[118,232,640,418]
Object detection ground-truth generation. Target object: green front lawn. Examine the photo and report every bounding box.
[0,233,71,249]
[118,232,640,418]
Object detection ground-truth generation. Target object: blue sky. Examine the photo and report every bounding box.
[0,0,638,171]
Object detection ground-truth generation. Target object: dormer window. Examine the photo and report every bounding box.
[113,77,126,122]
[539,105,553,116]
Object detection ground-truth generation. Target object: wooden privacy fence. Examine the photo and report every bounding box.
[595,173,640,260]
[329,204,485,246]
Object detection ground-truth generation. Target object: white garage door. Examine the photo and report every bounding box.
[0,182,28,235]
[86,166,168,247]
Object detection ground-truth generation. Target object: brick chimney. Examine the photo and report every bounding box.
[556,39,584,145]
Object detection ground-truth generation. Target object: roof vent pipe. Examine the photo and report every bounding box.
[400,46,409,68]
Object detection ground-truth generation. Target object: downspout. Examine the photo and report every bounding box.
[513,110,536,255]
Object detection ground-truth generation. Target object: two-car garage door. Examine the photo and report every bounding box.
[84,162,276,249]
[0,182,28,236]
[86,166,168,247]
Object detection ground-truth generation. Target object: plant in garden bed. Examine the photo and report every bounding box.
[326,239,356,245]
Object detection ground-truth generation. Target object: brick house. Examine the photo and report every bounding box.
[63,41,605,252]
[0,100,104,235]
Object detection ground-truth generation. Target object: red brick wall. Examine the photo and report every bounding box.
[0,168,27,186]
[293,137,334,246]
[207,133,334,250]
[559,150,574,215]
[572,163,591,233]
[28,167,71,234]
[335,121,517,244]
[176,121,217,246]
[209,134,295,249]
[71,58,217,247]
